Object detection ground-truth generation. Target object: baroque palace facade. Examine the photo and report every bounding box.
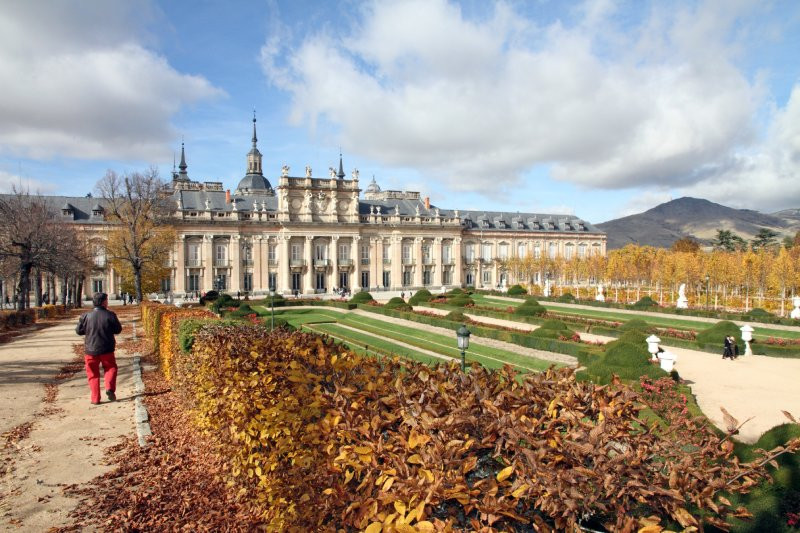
[54,118,606,299]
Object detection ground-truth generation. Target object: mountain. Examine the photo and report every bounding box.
[597,197,800,249]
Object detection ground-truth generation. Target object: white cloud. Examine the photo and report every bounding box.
[0,171,58,195]
[679,84,800,211]
[0,0,223,162]
[261,0,795,207]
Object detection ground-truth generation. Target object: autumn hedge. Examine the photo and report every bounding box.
[141,313,799,531]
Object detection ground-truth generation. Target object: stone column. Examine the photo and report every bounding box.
[175,235,186,294]
[454,237,463,286]
[203,234,213,292]
[108,267,117,296]
[391,235,402,289]
[279,234,290,294]
[330,235,339,292]
[304,235,314,294]
[371,237,379,290]
[253,235,264,292]
[230,235,241,292]
[413,237,423,287]
[432,237,442,286]
[351,235,361,290]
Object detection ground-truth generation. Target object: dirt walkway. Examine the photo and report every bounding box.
[0,313,139,531]
[485,295,800,333]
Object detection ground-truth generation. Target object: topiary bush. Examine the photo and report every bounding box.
[531,319,575,339]
[447,295,475,307]
[385,297,413,312]
[746,308,773,320]
[408,289,433,306]
[445,310,468,322]
[557,292,575,302]
[617,329,648,346]
[631,296,658,309]
[513,298,546,317]
[350,291,375,304]
[695,320,742,350]
[203,290,220,302]
[619,318,651,332]
[507,284,527,296]
[447,288,465,296]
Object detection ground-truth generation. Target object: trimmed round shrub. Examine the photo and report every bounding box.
[408,289,433,306]
[619,318,650,332]
[447,288,465,296]
[603,341,648,366]
[695,320,741,349]
[202,290,220,302]
[507,284,527,296]
[445,311,468,322]
[746,308,773,319]
[631,296,658,309]
[557,292,575,302]
[385,297,413,312]
[350,291,375,304]
[617,330,648,346]
[513,298,546,317]
[531,319,575,339]
[447,295,474,307]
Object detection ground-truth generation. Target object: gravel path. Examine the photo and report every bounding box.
[0,311,139,530]
[484,295,800,333]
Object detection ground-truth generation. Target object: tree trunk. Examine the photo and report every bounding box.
[61,275,68,306]
[16,263,32,311]
[134,268,143,304]
[34,269,43,307]
[76,276,84,308]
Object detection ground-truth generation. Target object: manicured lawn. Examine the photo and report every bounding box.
[304,323,445,366]
[264,308,343,327]
[337,314,555,372]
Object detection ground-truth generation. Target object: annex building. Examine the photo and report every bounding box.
[50,117,606,299]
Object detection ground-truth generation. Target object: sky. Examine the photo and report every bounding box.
[1,0,799,224]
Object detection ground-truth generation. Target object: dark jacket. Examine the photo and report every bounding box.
[76,307,122,356]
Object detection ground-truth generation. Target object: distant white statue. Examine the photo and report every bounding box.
[281,165,290,177]
[352,168,359,180]
[329,167,336,178]
[305,165,312,178]
[543,278,551,297]
[791,296,800,320]
[676,283,689,309]
[595,284,605,302]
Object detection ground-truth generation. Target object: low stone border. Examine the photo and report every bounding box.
[132,354,151,447]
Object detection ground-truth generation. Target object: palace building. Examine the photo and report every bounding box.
[36,116,606,299]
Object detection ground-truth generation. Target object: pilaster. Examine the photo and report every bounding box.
[230,235,241,292]
[454,237,463,286]
[175,235,186,293]
[202,234,213,292]
[413,236,423,287]
[304,235,314,294]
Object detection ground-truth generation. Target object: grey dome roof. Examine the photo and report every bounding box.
[366,177,381,194]
[236,174,272,192]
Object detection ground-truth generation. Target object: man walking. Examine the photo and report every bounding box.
[76,292,122,404]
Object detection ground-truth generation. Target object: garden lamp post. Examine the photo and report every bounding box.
[740,324,754,356]
[646,334,661,361]
[705,274,710,311]
[269,290,275,330]
[456,324,471,372]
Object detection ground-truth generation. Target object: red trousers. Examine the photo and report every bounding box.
[84,353,117,404]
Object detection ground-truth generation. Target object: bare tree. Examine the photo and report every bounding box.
[96,168,174,303]
[0,189,64,311]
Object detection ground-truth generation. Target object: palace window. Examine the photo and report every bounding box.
[268,244,277,263]
[442,270,452,285]
[482,270,492,285]
[516,242,526,258]
[578,243,587,258]
[422,269,432,285]
[481,243,492,261]
[360,245,369,264]
[442,244,451,263]
[402,244,412,264]
[187,243,200,266]
[92,279,103,293]
[465,244,475,262]
[291,244,301,261]
[422,244,431,264]
[498,243,509,260]
[548,242,557,259]
[315,244,327,261]
[215,244,227,262]
[243,273,252,292]
[361,271,369,288]
[565,243,574,260]
[533,242,541,259]
[338,244,349,262]
[268,273,277,291]
[402,271,412,286]
[382,271,390,288]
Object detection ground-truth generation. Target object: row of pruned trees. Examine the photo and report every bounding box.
[0,168,175,311]
[0,190,96,311]
[503,239,800,315]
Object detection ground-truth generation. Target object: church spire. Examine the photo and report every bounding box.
[252,109,258,148]
[337,151,345,179]
[178,141,188,180]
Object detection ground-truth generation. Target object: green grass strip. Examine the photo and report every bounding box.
[338,314,554,373]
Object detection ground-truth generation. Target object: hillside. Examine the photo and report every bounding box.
[597,197,800,249]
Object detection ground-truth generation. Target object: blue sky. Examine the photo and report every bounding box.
[1,0,799,223]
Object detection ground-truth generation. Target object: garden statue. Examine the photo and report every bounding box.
[543,278,551,297]
[677,283,689,309]
[595,284,605,302]
[791,296,800,320]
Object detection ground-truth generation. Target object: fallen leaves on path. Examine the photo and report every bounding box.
[56,354,262,531]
